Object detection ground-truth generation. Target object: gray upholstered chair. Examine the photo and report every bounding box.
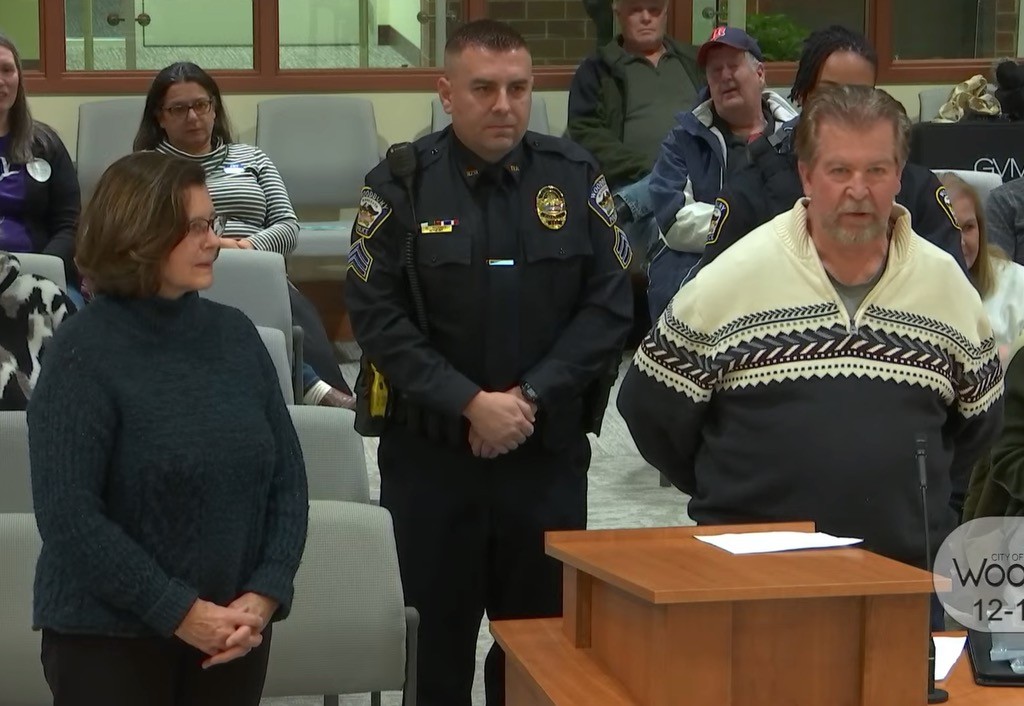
[262,500,418,706]
[199,249,304,396]
[0,512,49,705]
[255,96,381,265]
[0,412,32,513]
[12,253,67,292]
[76,97,146,203]
[287,405,369,504]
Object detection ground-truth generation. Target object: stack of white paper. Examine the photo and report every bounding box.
[694,531,863,555]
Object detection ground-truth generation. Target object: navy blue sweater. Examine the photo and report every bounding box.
[27,292,308,638]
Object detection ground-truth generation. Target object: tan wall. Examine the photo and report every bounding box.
[29,84,933,159]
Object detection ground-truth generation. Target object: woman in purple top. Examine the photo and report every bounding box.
[0,35,81,294]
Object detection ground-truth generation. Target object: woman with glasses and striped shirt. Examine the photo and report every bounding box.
[133,62,354,409]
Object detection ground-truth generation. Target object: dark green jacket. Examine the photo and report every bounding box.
[966,337,1024,519]
[567,36,703,189]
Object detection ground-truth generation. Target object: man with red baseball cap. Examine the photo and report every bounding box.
[644,25,797,322]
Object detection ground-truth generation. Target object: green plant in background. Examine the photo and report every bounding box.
[746,13,807,62]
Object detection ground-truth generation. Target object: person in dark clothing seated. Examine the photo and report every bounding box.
[0,35,83,306]
[687,25,966,283]
[27,152,308,706]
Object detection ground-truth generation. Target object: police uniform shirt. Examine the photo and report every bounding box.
[345,128,635,428]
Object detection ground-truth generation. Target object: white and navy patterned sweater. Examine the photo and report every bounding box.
[0,253,73,410]
[618,200,1004,568]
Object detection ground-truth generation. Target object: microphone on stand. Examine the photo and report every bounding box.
[917,433,949,704]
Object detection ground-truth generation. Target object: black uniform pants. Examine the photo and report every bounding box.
[379,427,590,706]
[287,284,352,394]
[40,627,272,706]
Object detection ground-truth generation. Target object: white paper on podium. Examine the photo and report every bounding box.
[694,531,864,555]
[933,636,966,681]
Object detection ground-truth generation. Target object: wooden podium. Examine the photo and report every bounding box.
[492,522,952,706]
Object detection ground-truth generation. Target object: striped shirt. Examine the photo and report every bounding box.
[156,140,299,255]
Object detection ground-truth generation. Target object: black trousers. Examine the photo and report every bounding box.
[287,284,352,394]
[40,626,272,706]
[379,427,590,706]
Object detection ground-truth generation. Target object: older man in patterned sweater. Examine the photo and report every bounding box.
[618,85,1003,571]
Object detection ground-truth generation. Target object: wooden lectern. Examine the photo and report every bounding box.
[492,522,944,706]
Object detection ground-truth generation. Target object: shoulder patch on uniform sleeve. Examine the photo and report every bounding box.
[936,186,961,230]
[613,225,633,270]
[706,198,729,245]
[355,187,392,239]
[347,238,373,281]
[588,174,617,227]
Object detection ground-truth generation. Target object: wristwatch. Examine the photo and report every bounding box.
[519,381,540,405]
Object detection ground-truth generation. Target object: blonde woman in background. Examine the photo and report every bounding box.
[940,172,1024,365]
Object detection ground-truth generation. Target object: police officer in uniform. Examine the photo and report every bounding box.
[690,26,966,280]
[345,19,633,706]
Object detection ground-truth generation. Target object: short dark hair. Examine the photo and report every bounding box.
[76,152,207,298]
[790,25,878,106]
[794,85,910,168]
[444,19,528,59]
[133,62,233,151]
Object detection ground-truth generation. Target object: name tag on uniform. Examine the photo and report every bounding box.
[487,259,515,267]
[420,219,458,234]
[224,163,246,175]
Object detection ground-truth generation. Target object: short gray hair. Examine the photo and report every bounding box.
[794,84,911,167]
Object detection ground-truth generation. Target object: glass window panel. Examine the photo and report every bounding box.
[4,0,42,70]
[893,0,1019,60]
[279,0,465,69]
[64,0,254,71]
[738,1,867,61]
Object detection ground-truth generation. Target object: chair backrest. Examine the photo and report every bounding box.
[919,86,953,123]
[255,96,380,213]
[431,95,551,134]
[0,412,32,513]
[76,97,146,203]
[262,500,408,698]
[287,406,369,503]
[0,513,50,706]
[200,250,293,354]
[256,326,295,405]
[932,168,1004,207]
[13,253,66,292]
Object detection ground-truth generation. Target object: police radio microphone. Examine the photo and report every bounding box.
[917,433,949,704]
[386,142,429,335]
[386,142,418,194]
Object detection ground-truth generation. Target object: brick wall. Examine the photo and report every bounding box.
[994,0,1020,57]
[486,1,602,65]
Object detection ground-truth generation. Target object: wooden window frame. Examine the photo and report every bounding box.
[21,0,1013,96]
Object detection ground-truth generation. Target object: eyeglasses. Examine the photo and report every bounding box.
[187,215,226,238]
[162,98,215,120]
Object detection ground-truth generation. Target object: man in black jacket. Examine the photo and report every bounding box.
[567,0,702,262]
[689,26,966,281]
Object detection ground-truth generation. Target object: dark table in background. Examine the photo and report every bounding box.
[910,121,1024,182]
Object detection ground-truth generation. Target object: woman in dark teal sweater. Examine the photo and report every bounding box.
[27,151,309,706]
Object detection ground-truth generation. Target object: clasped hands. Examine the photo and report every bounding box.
[174,592,278,669]
[464,388,538,459]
